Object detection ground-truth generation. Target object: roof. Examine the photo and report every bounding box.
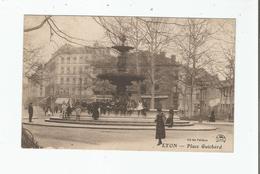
[44,44,113,67]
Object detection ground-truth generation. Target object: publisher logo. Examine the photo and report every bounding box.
[216,134,226,143]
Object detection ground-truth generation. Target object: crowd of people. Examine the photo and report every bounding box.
[86,99,148,117]
[40,98,149,121]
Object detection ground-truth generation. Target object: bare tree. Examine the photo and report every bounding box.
[137,17,174,109]
[23,46,45,84]
[24,16,51,32]
[93,17,175,109]
[217,20,235,84]
[174,19,219,118]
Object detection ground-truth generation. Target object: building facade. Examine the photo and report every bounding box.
[43,44,112,103]
[218,80,234,121]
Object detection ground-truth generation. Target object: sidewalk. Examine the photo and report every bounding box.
[193,121,234,126]
[22,118,217,131]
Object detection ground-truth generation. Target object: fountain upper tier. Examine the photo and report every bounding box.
[97,35,145,97]
[112,45,134,52]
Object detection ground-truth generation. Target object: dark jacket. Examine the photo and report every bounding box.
[209,110,215,122]
[92,103,100,120]
[66,105,72,115]
[155,112,166,139]
[28,105,33,115]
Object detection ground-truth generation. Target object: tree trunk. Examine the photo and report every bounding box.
[183,86,187,117]
[135,51,141,98]
[150,54,155,109]
[189,76,194,118]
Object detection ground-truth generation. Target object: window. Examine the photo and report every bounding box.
[73,57,77,63]
[61,67,64,74]
[84,78,88,84]
[196,93,200,100]
[73,78,76,84]
[67,67,70,74]
[60,77,64,84]
[73,67,76,74]
[79,56,83,63]
[67,57,70,64]
[79,66,83,74]
[61,57,64,63]
[66,77,70,84]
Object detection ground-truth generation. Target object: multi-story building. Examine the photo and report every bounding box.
[218,79,234,121]
[43,44,113,104]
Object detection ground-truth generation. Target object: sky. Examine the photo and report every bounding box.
[24,15,235,80]
[24,16,108,61]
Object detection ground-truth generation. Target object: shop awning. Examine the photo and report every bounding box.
[38,96,50,103]
[55,98,70,104]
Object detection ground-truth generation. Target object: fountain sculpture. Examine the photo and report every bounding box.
[97,35,144,104]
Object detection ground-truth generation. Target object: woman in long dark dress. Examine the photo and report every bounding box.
[155,108,166,145]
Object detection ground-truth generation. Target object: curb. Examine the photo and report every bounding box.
[22,122,217,131]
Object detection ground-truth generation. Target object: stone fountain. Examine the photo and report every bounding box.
[97,35,144,104]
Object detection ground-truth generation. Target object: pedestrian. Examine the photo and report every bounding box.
[136,100,143,116]
[166,108,174,127]
[43,105,47,116]
[66,104,72,120]
[126,101,132,116]
[44,105,48,116]
[46,106,52,117]
[75,105,81,121]
[92,102,100,120]
[209,110,215,122]
[54,105,58,114]
[28,103,33,122]
[61,102,67,119]
[142,101,147,116]
[155,107,166,145]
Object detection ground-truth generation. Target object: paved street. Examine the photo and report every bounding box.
[23,123,233,152]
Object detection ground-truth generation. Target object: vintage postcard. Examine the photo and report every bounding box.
[22,15,235,152]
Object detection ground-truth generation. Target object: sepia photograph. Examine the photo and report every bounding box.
[22,15,235,152]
